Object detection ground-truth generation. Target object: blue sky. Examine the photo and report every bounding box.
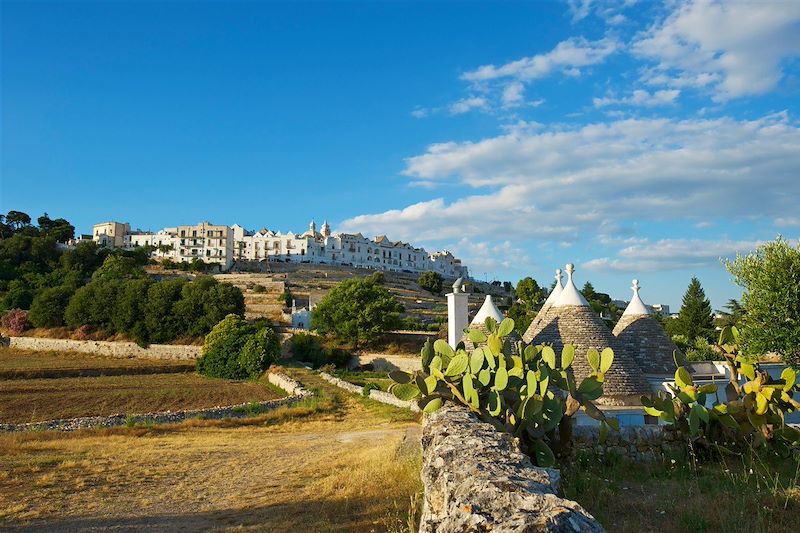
[2,1,799,310]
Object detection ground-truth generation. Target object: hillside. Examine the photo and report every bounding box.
[214,262,511,327]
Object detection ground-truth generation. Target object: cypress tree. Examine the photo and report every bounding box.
[673,277,715,342]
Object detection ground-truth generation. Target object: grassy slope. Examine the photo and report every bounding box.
[0,369,423,532]
[563,448,800,533]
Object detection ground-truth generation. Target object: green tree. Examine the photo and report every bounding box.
[174,276,245,337]
[112,278,152,343]
[669,277,715,342]
[312,275,403,346]
[725,237,800,364]
[144,278,187,343]
[418,271,443,294]
[580,281,596,300]
[515,277,543,311]
[506,302,532,336]
[28,285,75,327]
[5,210,31,231]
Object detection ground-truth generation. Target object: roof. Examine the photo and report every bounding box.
[613,280,685,375]
[553,263,589,307]
[532,305,652,405]
[471,295,504,326]
[622,279,650,316]
[613,314,685,375]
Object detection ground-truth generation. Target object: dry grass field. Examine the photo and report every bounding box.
[0,369,422,532]
[0,373,284,424]
[0,346,194,378]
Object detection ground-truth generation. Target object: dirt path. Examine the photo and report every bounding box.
[0,369,422,532]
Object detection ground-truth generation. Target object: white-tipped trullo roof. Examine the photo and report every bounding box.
[622,279,650,316]
[553,263,590,307]
[471,295,504,326]
[542,268,563,307]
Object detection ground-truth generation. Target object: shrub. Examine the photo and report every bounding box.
[74,324,92,340]
[239,327,281,379]
[362,382,381,397]
[290,332,352,369]
[418,271,443,294]
[388,317,618,467]
[28,285,74,327]
[251,284,266,293]
[1,309,30,334]
[197,315,280,379]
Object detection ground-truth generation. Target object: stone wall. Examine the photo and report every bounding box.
[569,424,682,462]
[420,404,605,532]
[318,371,420,412]
[7,336,202,360]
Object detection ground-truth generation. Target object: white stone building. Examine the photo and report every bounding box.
[91,219,468,277]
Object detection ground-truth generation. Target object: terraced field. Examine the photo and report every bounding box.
[217,262,510,327]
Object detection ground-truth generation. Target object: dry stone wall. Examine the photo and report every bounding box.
[318,371,420,412]
[7,336,201,360]
[569,425,682,462]
[420,404,605,533]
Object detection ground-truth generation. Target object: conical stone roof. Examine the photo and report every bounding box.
[529,264,652,405]
[613,280,685,375]
[522,268,562,343]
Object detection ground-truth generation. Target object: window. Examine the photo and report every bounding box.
[192,230,197,237]
[180,230,185,237]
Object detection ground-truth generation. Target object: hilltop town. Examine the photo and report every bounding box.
[85,220,469,278]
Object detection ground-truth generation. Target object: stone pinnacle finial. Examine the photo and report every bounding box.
[566,263,575,277]
[632,279,640,292]
[555,268,562,284]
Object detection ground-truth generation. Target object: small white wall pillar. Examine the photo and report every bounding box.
[447,278,469,349]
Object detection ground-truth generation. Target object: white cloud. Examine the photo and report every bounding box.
[633,0,800,100]
[448,96,488,115]
[340,113,800,248]
[775,217,800,227]
[593,88,680,107]
[584,237,794,272]
[411,107,428,119]
[461,36,619,83]
[501,81,525,108]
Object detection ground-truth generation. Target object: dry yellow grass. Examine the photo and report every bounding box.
[0,369,422,531]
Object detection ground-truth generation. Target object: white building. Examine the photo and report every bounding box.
[90,218,468,277]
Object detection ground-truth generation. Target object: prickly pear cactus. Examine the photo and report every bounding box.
[641,326,800,455]
[389,316,619,467]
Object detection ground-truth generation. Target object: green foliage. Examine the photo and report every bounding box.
[28,285,75,327]
[390,317,619,467]
[515,277,543,311]
[251,284,266,293]
[197,314,280,379]
[642,326,800,456]
[362,382,381,397]
[239,327,281,378]
[144,278,187,343]
[725,237,800,364]
[506,302,533,337]
[290,332,352,368]
[418,271,444,294]
[173,276,245,337]
[311,275,403,346]
[668,277,716,342]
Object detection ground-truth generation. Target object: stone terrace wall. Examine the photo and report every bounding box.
[7,337,202,360]
[569,424,682,462]
[420,404,605,532]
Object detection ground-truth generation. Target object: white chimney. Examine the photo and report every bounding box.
[447,277,469,349]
